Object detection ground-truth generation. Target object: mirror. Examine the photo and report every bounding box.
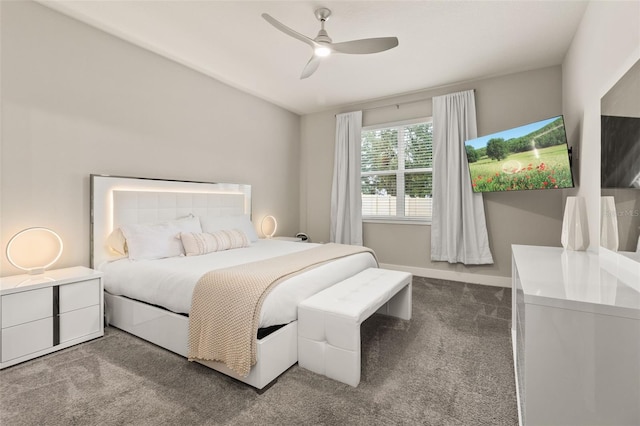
[600,59,640,260]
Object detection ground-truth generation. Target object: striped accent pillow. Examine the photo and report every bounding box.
[180,229,250,256]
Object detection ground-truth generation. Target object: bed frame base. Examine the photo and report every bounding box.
[104,292,298,389]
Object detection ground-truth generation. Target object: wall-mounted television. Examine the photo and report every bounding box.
[601,115,640,188]
[465,115,574,193]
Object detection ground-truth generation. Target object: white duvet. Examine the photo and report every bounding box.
[100,239,377,328]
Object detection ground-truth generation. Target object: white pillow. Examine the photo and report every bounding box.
[121,216,202,260]
[180,229,250,256]
[199,215,258,242]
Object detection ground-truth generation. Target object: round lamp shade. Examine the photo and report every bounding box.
[6,227,63,274]
[260,215,278,239]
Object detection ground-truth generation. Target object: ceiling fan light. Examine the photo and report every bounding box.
[314,46,331,57]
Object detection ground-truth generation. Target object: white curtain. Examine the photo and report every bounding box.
[431,90,493,264]
[330,111,363,245]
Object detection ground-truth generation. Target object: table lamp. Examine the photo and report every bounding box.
[6,227,63,274]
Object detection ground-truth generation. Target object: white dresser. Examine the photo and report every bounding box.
[511,245,640,425]
[0,266,104,369]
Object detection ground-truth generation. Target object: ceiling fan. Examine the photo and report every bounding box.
[262,8,399,79]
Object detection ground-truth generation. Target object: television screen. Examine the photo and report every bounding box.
[464,115,574,193]
[601,115,640,188]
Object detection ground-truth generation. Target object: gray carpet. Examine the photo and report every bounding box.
[0,277,518,425]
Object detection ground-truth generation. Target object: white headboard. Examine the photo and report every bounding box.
[90,175,252,268]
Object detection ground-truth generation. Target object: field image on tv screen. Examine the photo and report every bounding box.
[464,116,574,193]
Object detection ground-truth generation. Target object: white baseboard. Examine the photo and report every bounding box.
[378,263,511,288]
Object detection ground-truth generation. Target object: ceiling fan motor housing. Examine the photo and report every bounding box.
[315,29,332,44]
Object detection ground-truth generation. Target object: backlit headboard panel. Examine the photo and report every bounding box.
[90,175,251,268]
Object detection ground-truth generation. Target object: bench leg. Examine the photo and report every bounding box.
[376,282,412,320]
[299,312,362,387]
[324,321,361,387]
[298,336,326,375]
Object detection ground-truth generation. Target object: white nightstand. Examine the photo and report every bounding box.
[0,266,104,369]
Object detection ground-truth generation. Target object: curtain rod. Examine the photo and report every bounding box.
[362,97,430,113]
[335,99,427,117]
[336,89,475,116]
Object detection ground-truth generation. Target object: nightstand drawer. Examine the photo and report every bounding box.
[60,305,100,343]
[1,317,53,362]
[59,279,100,313]
[1,287,53,328]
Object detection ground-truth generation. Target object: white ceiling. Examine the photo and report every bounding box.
[39,1,589,115]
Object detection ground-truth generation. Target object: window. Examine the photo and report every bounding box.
[361,118,433,222]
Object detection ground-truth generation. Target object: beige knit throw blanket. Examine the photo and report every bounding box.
[188,243,376,377]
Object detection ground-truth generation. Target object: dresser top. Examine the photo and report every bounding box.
[512,245,640,319]
[0,266,102,295]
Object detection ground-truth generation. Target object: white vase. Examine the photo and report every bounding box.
[561,196,589,251]
[600,196,619,252]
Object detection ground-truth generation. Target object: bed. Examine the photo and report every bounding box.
[90,175,377,389]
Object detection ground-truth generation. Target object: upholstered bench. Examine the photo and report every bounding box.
[297,268,412,387]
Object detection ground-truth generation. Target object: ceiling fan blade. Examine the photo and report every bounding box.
[262,13,319,50]
[300,55,321,79]
[330,37,399,54]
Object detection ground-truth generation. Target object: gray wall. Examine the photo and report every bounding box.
[4,1,637,283]
[300,66,565,283]
[601,60,640,252]
[0,1,300,276]
[562,0,640,251]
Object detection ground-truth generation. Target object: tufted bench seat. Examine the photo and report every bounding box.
[297,268,412,387]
